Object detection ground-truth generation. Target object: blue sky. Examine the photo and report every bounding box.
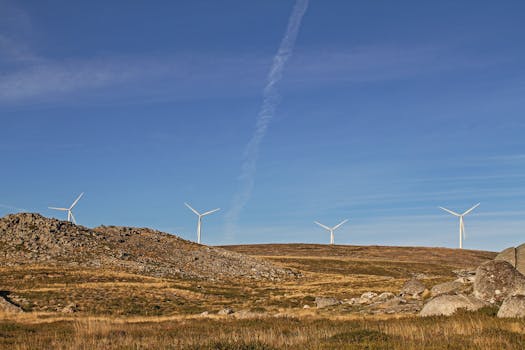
[1,1,525,251]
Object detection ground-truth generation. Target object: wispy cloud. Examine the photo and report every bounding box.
[286,44,502,84]
[0,1,509,106]
[0,47,503,105]
[224,0,309,238]
[0,203,27,212]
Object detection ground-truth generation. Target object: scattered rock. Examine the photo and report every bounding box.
[303,305,310,309]
[473,260,525,304]
[497,295,525,318]
[61,303,77,313]
[199,311,209,316]
[0,297,23,313]
[400,279,426,298]
[374,292,395,302]
[420,294,487,317]
[360,292,377,300]
[315,297,340,308]
[218,308,234,315]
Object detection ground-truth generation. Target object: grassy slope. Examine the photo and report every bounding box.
[2,244,517,350]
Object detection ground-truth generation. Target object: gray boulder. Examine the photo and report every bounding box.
[495,247,517,267]
[400,279,426,297]
[374,292,395,302]
[431,281,470,296]
[517,244,525,275]
[473,260,525,304]
[315,297,340,308]
[420,294,487,317]
[494,244,525,275]
[497,295,525,318]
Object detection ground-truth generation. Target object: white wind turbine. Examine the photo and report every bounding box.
[184,202,220,244]
[314,219,348,245]
[439,203,480,249]
[48,192,84,224]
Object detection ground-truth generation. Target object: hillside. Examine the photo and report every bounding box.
[221,243,496,272]
[0,223,505,349]
[0,213,297,281]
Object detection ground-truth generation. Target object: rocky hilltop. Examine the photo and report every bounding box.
[0,213,297,281]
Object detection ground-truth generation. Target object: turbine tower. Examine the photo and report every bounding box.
[185,202,220,244]
[314,219,348,245]
[439,203,480,249]
[48,192,84,224]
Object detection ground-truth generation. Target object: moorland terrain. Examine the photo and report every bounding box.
[2,213,524,349]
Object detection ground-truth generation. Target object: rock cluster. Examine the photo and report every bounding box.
[420,247,525,318]
[0,213,299,281]
[420,294,487,316]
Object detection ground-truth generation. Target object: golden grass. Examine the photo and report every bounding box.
[0,244,503,349]
[2,311,525,349]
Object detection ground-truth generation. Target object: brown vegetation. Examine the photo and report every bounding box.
[2,218,511,349]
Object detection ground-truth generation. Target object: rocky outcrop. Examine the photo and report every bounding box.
[0,213,299,281]
[497,295,525,318]
[419,294,487,316]
[495,245,525,275]
[495,247,517,267]
[400,279,426,298]
[473,260,525,304]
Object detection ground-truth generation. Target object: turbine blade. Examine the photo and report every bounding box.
[202,208,220,216]
[439,206,460,216]
[333,219,348,230]
[70,192,84,209]
[48,207,68,211]
[461,219,466,239]
[184,202,200,215]
[462,203,480,216]
[70,211,77,225]
[314,221,331,231]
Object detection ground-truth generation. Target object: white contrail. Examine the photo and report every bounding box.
[225,0,309,238]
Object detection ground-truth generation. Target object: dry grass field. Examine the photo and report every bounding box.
[3,244,522,349]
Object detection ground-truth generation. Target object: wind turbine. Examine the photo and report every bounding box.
[184,202,220,244]
[439,203,480,249]
[48,192,84,224]
[314,219,348,245]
